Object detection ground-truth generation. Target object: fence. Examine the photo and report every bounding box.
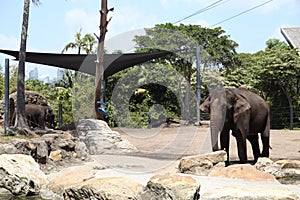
[270,106,300,129]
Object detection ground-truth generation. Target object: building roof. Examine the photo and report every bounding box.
[0,49,173,78]
[281,27,300,54]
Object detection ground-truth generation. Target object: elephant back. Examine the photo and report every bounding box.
[0,90,52,127]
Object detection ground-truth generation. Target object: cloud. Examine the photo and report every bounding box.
[160,0,170,9]
[64,8,98,33]
[108,5,158,39]
[0,34,19,50]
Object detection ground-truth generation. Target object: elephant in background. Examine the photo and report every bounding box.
[25,104,56,129]
[199,88,270,164]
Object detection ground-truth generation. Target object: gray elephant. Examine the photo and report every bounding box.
[199,88,270,164]
[25,104,56,129]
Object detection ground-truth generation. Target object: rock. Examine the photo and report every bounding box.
[74,141,90,161]
[276,160,300,169]
[275,160,300,185]
[255,157,283,177]
[0,143,18,154]
[63,177,144,200]
[77,119,138,155]
[0,131,91,174]
[46,163,97,195]
[201,186,299,200]
[31,139,48,164]
[179,151,226,176]
[139,173,200,200]
[209,164,278,182]
[256,158,300,184]
[0,154,47,196]
[49,150,62,161]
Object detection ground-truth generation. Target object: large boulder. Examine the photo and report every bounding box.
[209,164,278,182]
[0,154,47,196]
[77,119,138,155]
[178,151,226,176]
[63,177,144,200]
[139,173,200,200]
[201,186,299,200]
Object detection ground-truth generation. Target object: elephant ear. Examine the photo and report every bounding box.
[233,94,251,124]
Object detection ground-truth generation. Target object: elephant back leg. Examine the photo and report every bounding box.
[247,134,260,163]
[261,136,270,157]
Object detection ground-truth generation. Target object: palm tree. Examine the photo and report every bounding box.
[62,29,96,82]
[62,28,96,54]
[15,0,40,132]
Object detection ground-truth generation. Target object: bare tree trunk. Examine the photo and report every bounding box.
[282,86,294,130]
[94,0,110,120]
[15,0,30,131]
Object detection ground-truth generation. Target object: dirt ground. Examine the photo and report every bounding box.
[115,126,300,162]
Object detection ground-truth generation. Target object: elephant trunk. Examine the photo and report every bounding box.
[210,105,226,151]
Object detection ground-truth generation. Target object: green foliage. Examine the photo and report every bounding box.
[62,28,97,54]
[105,63,182,127]
[72,73,95,121]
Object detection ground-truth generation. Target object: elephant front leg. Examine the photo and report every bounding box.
[247,134,260,163]
[235,130,248,164]
[220,129,230,166]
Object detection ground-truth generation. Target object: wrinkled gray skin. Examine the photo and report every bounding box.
[25,104,56,129]
[200,88,270,164]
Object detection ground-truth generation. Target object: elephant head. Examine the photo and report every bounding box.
[200,88,250,151]
[200,88,228,151]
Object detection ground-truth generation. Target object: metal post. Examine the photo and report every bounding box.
[4,59,9,135]
[59,103,63,127]
[196,46,201,124]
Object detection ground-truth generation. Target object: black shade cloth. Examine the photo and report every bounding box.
[0,49,172,78]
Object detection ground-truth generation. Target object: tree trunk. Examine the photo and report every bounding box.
[282,86,294,130]
[15,0,30,130]
[287,95,294,130]
[94,0,108,120]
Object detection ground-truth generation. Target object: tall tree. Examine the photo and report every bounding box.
[62,29,96,54]
[134,23,239,121]
[15,0,40,132]
[257,39,300,130]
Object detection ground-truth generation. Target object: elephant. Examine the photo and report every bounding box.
[199,88,270,164]
[25,104,56,129]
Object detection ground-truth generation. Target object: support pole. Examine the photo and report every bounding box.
[196,46,201,124]
[4,59,9,135]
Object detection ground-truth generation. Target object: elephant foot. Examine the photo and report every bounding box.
[225,160,230,167]
[260,151,269,157]
[239,159,248,164]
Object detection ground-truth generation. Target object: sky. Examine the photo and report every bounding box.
[0,0,299,80]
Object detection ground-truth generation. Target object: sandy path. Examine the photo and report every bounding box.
[115,126,300,162]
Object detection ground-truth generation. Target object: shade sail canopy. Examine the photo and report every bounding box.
[0,49,172,78]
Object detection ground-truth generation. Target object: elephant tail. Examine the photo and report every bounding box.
[262,108,271,138]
